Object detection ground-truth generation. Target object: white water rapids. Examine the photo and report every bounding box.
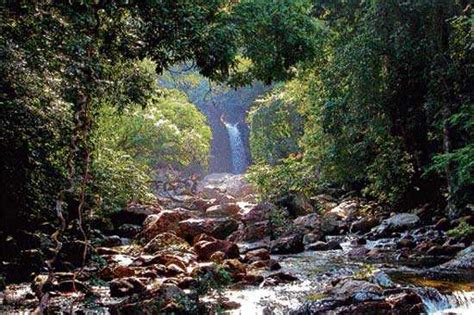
[419,288,474,315]
[224,121,247,174]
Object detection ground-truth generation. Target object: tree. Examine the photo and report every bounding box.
[1,0,319,280]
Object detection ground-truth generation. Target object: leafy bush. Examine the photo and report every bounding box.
[447,220,474,240]
[248,84,305,165]
[246,155,318,199]
[91,87,211,216]
[196,265,233,296]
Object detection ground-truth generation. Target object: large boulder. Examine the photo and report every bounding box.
[241,202,274,224]
[193,238,239,261]
[351,217,379,234]
[244,248,270,263]
[328,200,359,220]
[320,213,342,235]
[205,203,241,218]
[332,279,382,301]
[293,213,321,233]
[141,209,194,241]
[271,233,304,254]
[439,245,474,270]
[374,213,420,236]
[228,221,270,242]
[196,173,255,200]
[178,217,239,242]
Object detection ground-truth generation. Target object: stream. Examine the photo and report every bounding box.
[224,238,474,314]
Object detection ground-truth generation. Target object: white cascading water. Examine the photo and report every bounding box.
[223,121,247,174]
[418,287,474,314]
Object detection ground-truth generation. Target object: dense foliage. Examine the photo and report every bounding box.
[0,0,317,281]
[248,0,473,215]
[92,80,211,216]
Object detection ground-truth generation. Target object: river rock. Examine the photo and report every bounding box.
[100,265,135,280]
[271,233,304,254]
[320,213,341,235]
[205,203,241,217]
[333,279,383,301]
[141,209,194,241]
[241,202,274,224]
[397,238,416,249]
[157,283,186,302]
[234,221,270,242]
[193,238,239,261]
[328,200,358,220]
[188,197,217,212]
[351,217,379,234]
[223,259,247,277]
[434,217,450,231]
[178,217,239,242]
[426,244,464,256]
[347,247,370,258]
[152,251,194,269]
[99,235,123,247]
[370,271,395,288]
[109,277,146,297]
[374,213,420,236]
[293,213,321,232]
[210,251,225,263]
[263,272,298,286]
[327,240,343,250]
[143,232,189,253]
[249,260,268,269]
[311,194,338,211]
[439,245,474,270]
[303,233,321,245]
[244,248,270,262]
[306,241,329,251]
[196,173,254,200]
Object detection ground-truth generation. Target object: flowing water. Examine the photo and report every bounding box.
[224,239,474,315]
[224,122,247,174]
[418,288,474,314]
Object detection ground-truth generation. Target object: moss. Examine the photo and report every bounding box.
[353,264,377,280]
[305,292,327,302]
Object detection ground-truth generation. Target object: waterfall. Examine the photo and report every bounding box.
[223,122,247,174]
[417,287,474,314]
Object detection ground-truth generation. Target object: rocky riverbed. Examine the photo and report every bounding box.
[1,173,473,314]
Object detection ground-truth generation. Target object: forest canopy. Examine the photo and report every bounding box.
[248,0,473,215]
